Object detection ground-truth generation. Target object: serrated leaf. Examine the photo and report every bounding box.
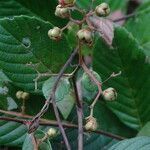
[22,134,35,150]
[0,120,27,146]
[0,16,72,92]
[0,83,9,110]
[93,27,150,130]
[23,130,52,150]
[137,122,150,137]
[0,116,49,147]
[0,0,66,26]
[0,95,8,110]
[88,16,114,47]
[42,77,75,119]
[7,97,18,111]
[125,4,150,55]
[0,70,9,82]
[108,136,150,150]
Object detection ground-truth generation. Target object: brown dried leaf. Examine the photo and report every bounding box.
[88,16,114,47]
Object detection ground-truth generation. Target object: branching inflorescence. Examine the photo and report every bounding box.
[0,0,126,150]
[26,0,121,149]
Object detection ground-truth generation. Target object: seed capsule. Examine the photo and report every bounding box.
[59,0,76,7]
[77,29,93,45]
[95,3,110,17]
[48,27,62,41]
[22,92,30,100]
[55,5,69,18]
[16,91,24,100]
[103,87,117,101]
[47,128,57,137]
[85,116,98,131]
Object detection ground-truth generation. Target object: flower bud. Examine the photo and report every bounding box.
[48,27,62,41]
[22,92,30,100]
[95,3,110,17]
[85,116,98,131]
[59,0,76,7]
[77,29,93,45]
[103,87,117,101]
[55,5,69,18]
[16,91,24,100]
[47,128,57,137]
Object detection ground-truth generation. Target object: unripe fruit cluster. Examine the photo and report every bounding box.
[48,27,62,40]
[95,3,110,17]
[103,87,117,101]
[16,91,30,100]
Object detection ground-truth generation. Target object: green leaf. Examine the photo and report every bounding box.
[93,27,150,130]
[108,136,150,150]
[42,77,75,119]
[0,16,72,92]
[137,122,150,137]
[23,130,52,150]
[0,0,66,26]
[0,95,8,110]
[0,82,18,110]
[125,4,150,55]
[137,1,150,11]
[76,0,129,12]
[0,70,9,82]
[22,134,35,150]
[0,120,27,147]
[80,70,102,104]
[35,130,52,150]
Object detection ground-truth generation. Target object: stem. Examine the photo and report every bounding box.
[61,22,71,31]
[51,97,71,150]
[72,75,83,150]
[81,60,102,117]
[0,115,125,140]
[21,99,25,114]
[102,71,121,84]
[29,48,78,150]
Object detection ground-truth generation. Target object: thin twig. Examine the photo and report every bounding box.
[102,71,122,84]
[29,48,78,150]
[0,116,125,140]
[81,60,102,117]
[72,75,83,150]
